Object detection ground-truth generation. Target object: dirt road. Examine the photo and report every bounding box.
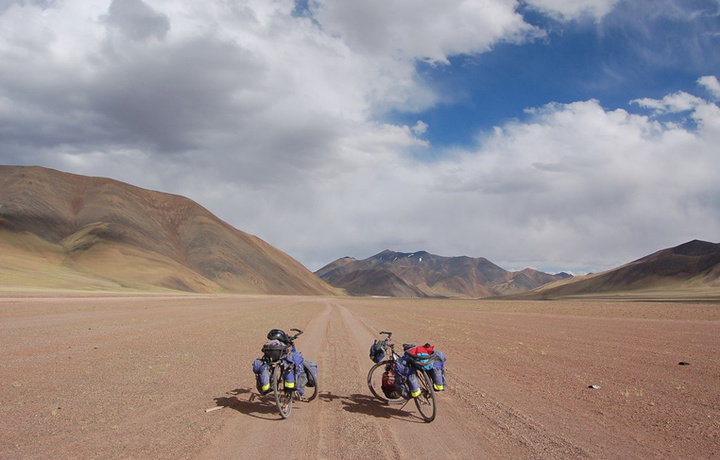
[1,295,718,459]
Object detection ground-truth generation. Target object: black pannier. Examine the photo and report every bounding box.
[262,339,287,362]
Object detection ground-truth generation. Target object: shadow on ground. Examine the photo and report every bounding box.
[213,389,427,423]
[320,391,421,421]
[213,388,284,421]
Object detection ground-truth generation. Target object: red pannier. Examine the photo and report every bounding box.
[381,366,400,399]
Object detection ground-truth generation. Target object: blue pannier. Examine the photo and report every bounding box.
[429,349,446,391]
[283,350,305,392]
[252,358,270,394]
[369,340,387,363]
[393,356,420,399]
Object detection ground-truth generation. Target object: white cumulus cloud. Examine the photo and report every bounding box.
[698,75,720,99]
[632,91,705,114]
[412,121,429,135]
[310,0,544,64]
[1,0,718,275]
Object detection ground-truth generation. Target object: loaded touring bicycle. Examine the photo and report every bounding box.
[367,331,446,422]
[252,328,318,419]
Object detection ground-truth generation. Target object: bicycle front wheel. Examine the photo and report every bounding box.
[367,360,404,405]
[272,364,292,419]
[414,369,437,422]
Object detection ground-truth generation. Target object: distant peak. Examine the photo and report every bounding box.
[374,249,430,258]
[671,239,719,256]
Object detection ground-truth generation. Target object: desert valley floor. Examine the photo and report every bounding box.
[1,294,718,459]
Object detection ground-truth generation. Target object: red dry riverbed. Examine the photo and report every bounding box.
[1,294,718,459]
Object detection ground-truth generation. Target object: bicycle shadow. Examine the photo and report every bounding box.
[320,391,420,422]
[212,388,284,421]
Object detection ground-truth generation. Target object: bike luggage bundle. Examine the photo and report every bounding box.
[404,348,438,370]
[262,339,288,362]
[405,352,437,370]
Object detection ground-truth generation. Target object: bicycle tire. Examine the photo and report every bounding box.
[414,369,437,422]
[303,362,318,402]
[272,364,292,418]
[367,360,404,405]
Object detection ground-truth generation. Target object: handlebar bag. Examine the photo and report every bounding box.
[369,340,387,363]
[262,339,287,362]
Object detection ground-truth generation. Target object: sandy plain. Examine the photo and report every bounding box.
[1,294,718,459]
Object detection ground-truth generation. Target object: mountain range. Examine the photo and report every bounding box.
[315,250,571,298]
[2,165,719,300]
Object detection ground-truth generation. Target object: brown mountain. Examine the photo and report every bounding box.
[326,268,428,298]
[519,239,720,300]
[315,250,570,298]
[0,165,338,295]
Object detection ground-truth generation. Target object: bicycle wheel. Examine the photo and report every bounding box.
[272,364,292,418]
[303,362,318,402]
[367,360,404,405]
[414,369,437,422]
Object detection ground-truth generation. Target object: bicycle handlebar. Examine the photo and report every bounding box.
[288,328,303,341]
[379,331,392,339]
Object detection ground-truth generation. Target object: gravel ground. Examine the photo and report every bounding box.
[1,294,718,459]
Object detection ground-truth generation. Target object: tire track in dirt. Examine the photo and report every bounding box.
[309,302,397,459]
[446,370,590,458]
[335,304,498,460]
[195,301,590,459]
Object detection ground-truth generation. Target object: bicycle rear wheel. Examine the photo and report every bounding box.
[367,360,404,405]
[303,362,318,402]
[272,365,292,418]
[414,369,437,422]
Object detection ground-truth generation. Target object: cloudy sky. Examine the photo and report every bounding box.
[2,0,719,274]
